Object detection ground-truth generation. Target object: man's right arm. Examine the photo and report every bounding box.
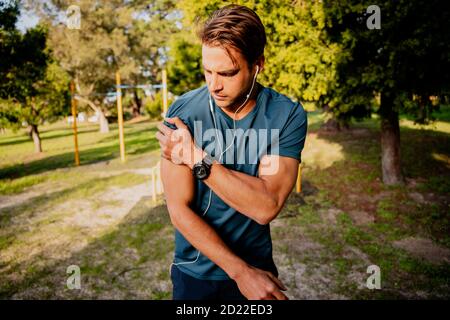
[160,158,288,300]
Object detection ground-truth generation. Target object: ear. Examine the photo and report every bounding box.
[256,55,265,73]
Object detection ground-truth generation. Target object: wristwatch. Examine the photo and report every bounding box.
[192,153,214,180]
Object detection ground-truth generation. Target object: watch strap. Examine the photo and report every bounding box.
[202,153,214,167]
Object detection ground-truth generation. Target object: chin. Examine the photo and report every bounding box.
[214,99,229,108]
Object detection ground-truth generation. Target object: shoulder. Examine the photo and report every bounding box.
[167,85,209,118]
[260,86,307,123]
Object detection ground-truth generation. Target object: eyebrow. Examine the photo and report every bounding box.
[202,65,240,74]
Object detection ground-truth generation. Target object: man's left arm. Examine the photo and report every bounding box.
[201,153,299,225]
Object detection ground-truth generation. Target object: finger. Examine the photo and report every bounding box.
[160,146,171,159]
[267,273,287,291]
[261,294,276,300]
[165,117,187,130]
[155,131,168,144]
[157,122,173,136]
[271,289,288,300]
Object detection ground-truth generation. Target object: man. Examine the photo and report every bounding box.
[156,4,307,300]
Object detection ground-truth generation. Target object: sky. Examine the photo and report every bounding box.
[16,6,40,32]
[12,3,181,32]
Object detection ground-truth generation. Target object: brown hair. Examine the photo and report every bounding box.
[198,4,266,68]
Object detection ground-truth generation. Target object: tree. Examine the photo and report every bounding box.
[31,0,178,132]
[0,2,69,153]
[175,0,450,185]
[0,62,70,153]
[126,0,178,116]
[167,31,204,95]
[321,0,450,184]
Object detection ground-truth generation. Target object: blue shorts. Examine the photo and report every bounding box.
[171,265,247,300]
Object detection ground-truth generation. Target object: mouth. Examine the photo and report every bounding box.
[213,94,227,101]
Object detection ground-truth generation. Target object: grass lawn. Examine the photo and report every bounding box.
[0,109,449,299]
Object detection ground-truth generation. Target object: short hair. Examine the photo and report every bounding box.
[198,4,266,68]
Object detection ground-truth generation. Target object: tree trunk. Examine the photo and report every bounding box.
[98,109,109,133]
[132,89,142,118]
[379,93,404,185]
[29,124,42,153]
[75,96,109,133]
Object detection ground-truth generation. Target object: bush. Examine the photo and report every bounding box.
[143,92,172,120]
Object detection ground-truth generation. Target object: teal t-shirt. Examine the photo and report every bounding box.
[165,84,307,280]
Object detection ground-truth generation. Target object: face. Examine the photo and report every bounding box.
[202,44,259,109]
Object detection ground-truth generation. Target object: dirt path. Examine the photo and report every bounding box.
[0,165,160,294]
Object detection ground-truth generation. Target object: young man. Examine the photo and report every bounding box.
[156,5,307,300]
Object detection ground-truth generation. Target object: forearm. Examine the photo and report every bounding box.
[203,162,278,224]
[185,147,281,224]
[168,202,248,280]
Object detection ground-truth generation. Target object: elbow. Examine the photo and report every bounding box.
[255,216,272,226]
[255,199,282,225]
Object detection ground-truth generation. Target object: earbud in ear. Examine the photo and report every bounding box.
[245,66,260,99]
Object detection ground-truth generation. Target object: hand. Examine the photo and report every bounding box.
[233,265,289,300]
[156,117,204,168]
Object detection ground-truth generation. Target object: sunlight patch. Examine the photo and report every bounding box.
[302,133,344,169]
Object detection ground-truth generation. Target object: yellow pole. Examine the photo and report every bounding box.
[296,163,302,193]
[70,81,80,166]
[162,69,168,116]
[115,71,126,163]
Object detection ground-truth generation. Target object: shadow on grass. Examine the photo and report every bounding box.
[0,136,32,147]
[0,129,160,180]
[0,128,100,148]
[0,196,174,299]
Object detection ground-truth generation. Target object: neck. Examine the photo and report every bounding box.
[220,83,260,120]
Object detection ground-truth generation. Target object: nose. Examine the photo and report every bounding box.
[209,73,223,92]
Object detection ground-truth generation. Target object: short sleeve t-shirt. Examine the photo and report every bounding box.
[165,84,307,280]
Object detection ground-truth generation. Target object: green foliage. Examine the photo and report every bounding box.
[322,0,450,123]
[0,3,70,137]
[175,0,449,126]
[167,32,204,95]
[0,61,70,130]
[175,0,340,103]
[44,0,178,117]
[0,0,19,30]
[0,24,49,104]
[143,92,173,120]
[173,0,448,185]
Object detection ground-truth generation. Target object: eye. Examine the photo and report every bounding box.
[219,71,238,77]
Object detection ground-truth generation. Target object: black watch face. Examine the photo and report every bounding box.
[193,164,209,180]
